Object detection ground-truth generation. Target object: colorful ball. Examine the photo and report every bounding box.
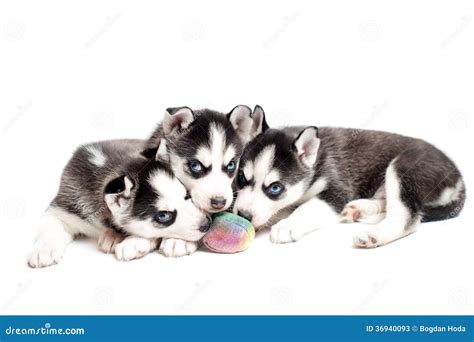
[203,212,255,254]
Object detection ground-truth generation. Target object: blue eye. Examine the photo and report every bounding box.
[154,211,175,225]
[189,160,204,175]
[226,160,236,173]
[266,182,284,197]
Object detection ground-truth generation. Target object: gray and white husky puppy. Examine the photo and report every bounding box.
[143,105,266,256]
[28,139,211,268]
[234,107,465,248]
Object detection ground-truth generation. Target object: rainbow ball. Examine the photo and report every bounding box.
[203,212,255,254]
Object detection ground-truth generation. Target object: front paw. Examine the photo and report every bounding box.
[270,221,303,244]
[339,204,360,224]
[115,237,158,261]
[159,238,198,257]
[98,229,125,254]
[28,241,65,268]
[353,230,381,249]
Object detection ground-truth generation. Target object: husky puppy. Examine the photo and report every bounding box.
[28,139,211,268]
[234,107,465,248]
[144,105,266,256]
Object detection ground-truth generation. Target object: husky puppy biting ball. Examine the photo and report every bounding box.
[143,105,266,257]
[234,106,465,248]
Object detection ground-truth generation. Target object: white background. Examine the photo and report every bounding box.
[0,0,473,315]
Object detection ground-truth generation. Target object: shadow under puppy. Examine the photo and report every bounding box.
[28,139,211,268]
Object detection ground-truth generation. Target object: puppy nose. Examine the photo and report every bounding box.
[199,216,212,232]
[210,197,227,210]
[238,210,253,222]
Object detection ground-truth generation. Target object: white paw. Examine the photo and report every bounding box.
[159,238,198,258]
[353,229,382,249]
[98,229,125,254]
[270,221,304,244]
[340,200,386,224]
[28,240,66,268]
[339,204,360,224]
[115,237,157,261]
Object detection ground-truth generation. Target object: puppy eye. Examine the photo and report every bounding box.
[188,160,204,175]
[184,192,191,200]
[237,170,248,188]
[226,160,236,173]
[154,211,175,225]
[265,182,285,198]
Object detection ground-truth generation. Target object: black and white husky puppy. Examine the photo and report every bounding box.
[144,105,266,256]
[234,107,466,248]
[28,139,211,268]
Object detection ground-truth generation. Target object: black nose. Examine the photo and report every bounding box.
[210,197,227,210]
[199,216,212,232]
[238,210,253,222]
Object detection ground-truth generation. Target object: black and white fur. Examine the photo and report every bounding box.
[28,139,210,268]
[234,107,466,248]
[142,105,266,256]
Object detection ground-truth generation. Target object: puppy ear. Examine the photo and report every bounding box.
[104,175,135,213]
[155,139,169,162]
[162,107,195,135]
[293,127,320,167]
[141,139,169,162]
[251,105,269,136]
[141,147,158,160]
[227,105,254,144]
